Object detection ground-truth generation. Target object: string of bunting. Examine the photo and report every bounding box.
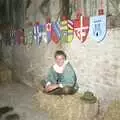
[0,0,107,46]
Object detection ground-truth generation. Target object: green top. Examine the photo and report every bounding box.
[46,62,79,90]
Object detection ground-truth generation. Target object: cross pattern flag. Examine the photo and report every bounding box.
[74,16,89,43]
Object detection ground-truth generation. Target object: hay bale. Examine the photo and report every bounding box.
[34,91,98,120]
[0,62,12,83]
[104,100,120,120]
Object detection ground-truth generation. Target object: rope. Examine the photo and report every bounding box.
[100,0,104,9]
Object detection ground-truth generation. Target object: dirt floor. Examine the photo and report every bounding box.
[0,82,48,120]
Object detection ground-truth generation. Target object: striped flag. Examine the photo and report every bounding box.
[60,20,68,43]
[33,23,42,46]
[67,20,74,43]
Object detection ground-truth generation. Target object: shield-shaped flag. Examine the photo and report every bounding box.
[45,22,51,43]
[74,16,89,43]
[15,29,24,45]
[33,23,43,46]
[10,26,16,46]
[51,22,61,44]
[60,19,68,43]
[24,26,33,46]
[89,15,106,42]
[53,22,61,40]
[42,24,48,44]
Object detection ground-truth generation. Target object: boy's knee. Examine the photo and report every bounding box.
[40,80,46,87]
[63,86,75,94]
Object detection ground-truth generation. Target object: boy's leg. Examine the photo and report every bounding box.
[46,88,63,95]
[39,80,46,91]
[40,80,46,87]
[46,86,77,95]
[62,86,77,95]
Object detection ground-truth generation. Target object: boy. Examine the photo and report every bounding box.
[42,50,79,95]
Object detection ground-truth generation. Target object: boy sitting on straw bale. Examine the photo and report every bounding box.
[41,50,79,95]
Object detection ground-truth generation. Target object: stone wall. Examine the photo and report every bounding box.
[0,0,24,28]
[1,27,120,100]
[0,0,120,109]
[63,28,120,105]
[12,42,61,87]
[25,0,61,23]
[1,44,13,68]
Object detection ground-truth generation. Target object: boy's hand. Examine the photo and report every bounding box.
[45,84,59,92]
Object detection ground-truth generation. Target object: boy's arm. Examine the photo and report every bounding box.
[45,67,60,92]
[60,64,77,87]
[46,67,57,86]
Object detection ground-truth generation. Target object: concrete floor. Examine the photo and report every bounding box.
[0,82,48,120]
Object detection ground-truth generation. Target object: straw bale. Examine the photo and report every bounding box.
[104,100,120,120]
[0,62,12,83]
[34,91,98,120]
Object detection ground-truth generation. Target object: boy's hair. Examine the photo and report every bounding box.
[54,50,67,59]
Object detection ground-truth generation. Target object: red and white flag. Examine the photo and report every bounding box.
[74,16,89,43]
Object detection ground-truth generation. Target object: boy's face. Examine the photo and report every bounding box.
[55,55,65,67]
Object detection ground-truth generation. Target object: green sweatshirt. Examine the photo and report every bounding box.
[46,62,79,90]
